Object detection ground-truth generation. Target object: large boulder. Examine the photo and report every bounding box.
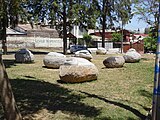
[15,48,34,63]
[73,50,93,61]
[96,48,106,55]
[103,56,125,68]
[59,57,98,83]
[123,48,141,63]
[43,52,66,68]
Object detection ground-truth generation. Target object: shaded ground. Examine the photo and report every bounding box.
[10,79,100,119]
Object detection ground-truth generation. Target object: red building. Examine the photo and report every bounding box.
[89,29,146,53]
[90,29,131,42]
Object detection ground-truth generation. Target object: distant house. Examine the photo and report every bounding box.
[131,33,148,42]
[6,24,64,48]
[6,28,26,36]
[88,29,147,53]
[88,29,131,50]
[15,24,59,38]
[70,25,88,39]
[6,23,88,48]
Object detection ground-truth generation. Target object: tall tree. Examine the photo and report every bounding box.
[94,0,114,48]
[50,0,98,54]
[114,0,132,53]
[133,0,159,38]
[133,0,159,54]
[0,0,22,119]
[94,0,132,49]
[133,0,159,27]
[0,54,22,120]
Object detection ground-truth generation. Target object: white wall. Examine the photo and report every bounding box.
[6,36,68,48]
[97,42,113,50]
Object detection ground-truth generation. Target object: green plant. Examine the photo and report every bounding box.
[111,32,122,42]
[144,36,157,52]
[83,34,93,47]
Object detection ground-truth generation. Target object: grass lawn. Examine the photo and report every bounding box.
[0,49,155,120]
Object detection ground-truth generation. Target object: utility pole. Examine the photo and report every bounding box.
[152,2,160,120]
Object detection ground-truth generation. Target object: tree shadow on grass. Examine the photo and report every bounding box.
[138,89,152,113]
[10,79,100,118]
[3,59,16,68]
[3,58,35,68]
[138,89,152,99]
[79,91,147,120]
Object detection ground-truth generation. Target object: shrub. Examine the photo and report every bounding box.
[111,32,122,42]
[143,36,157,52]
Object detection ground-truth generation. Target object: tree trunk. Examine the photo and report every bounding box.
[2,1,7,55]
[102,0,106,48]
[63,2,67,55]
[2,24,7,55]
[0,55,22,120]
[102,16,106,48]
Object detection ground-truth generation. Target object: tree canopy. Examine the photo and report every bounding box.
[133,0,159,27]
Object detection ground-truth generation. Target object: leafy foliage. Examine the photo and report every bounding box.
[133,0,159,26]
[114,0,133,25]
[143,27,157,52]
[83,34,93,47]
[93,0,132,48]
[111,32,122,42]
[143,37,156,52]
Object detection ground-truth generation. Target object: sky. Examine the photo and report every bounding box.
[124,15,150,33]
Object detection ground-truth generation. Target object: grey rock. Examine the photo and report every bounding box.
[96,48,106,55]
[123,48,141,63]
[103,56,125,68]
[43,52,66,68]
[73,50,93,61]
[59,57,98,83]
[15,48,34,63]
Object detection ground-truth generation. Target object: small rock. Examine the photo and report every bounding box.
[96,48,106,55]
[73,50,93,61]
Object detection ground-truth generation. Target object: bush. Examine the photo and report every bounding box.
[143,36,157,52]
[111,32,122,42]
[83,34,93,47]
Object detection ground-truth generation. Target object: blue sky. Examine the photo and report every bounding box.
[124,16,150,33]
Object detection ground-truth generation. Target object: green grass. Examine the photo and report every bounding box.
[1,50,155,120]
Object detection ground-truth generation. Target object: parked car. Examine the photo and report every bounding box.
[70,45,88,53]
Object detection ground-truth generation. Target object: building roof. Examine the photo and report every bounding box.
[16,24,60,38]
[18,24,55,31]
[7,28,26,35]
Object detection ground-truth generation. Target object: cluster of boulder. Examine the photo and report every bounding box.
[103,48,141,68]
[14,48,97,83]
[43,50,98,83]
[95,47,120,55]
[14,48,141,83]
